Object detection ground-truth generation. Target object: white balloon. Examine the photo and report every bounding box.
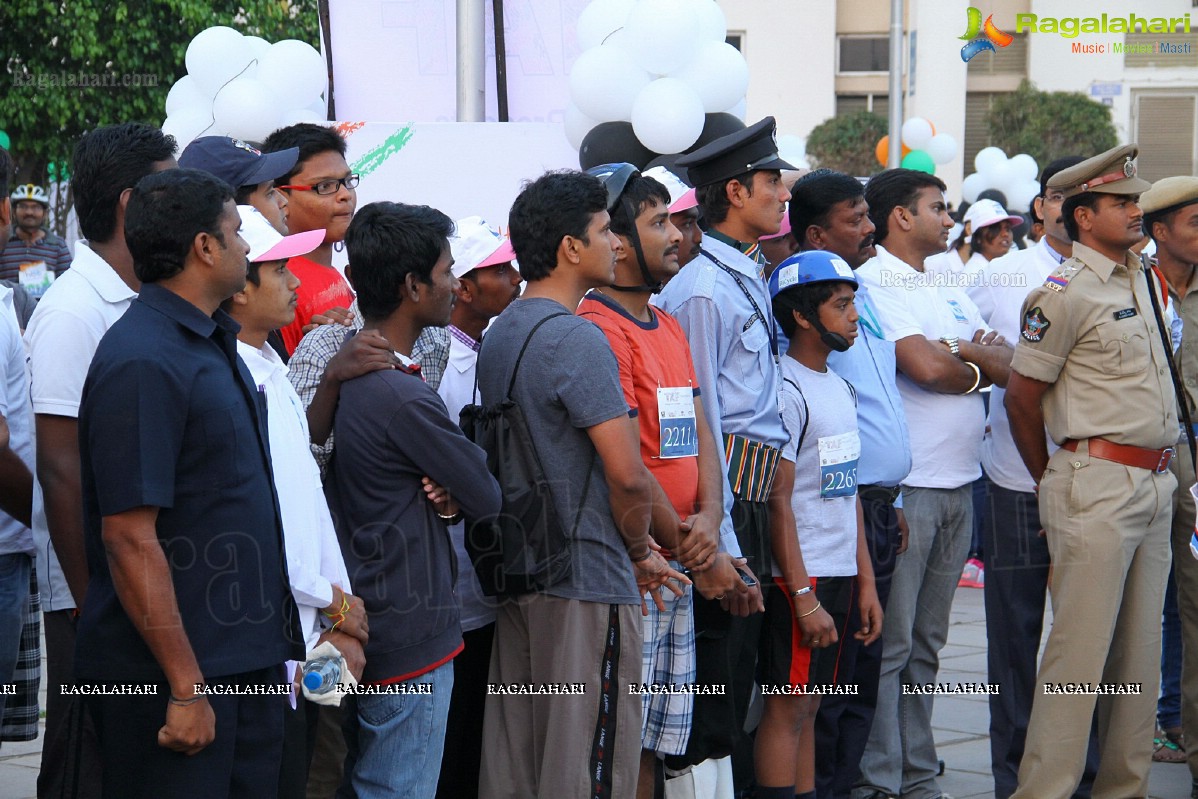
[988,160,1019,197]
[185,26,254,96]
[569,44,652,122]
[973,146,1007,176]
[777,134,809,170]
[1008,179,1040,214]
[165,76,210,117]
[727,97,747,121]
[244,35,272,61]
[901,117,934,150]
[672,42,749,113]
[258,40,328,112]
[577,0,635,51]
[282,108,326,127]
[565,104,599,150]
[1009,153,1039,183]
[631,78,704,154]
[926,133,958,165]
[961,172,987,204]
[162,106,213,150]
[694,0,728,43]
[626,0,701,76]
[211,78,283,142]
[307,97,328,118]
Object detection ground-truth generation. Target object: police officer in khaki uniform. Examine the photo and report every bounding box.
[1005,144,1175,799]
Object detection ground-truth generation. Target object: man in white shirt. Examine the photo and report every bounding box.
[434,215,520,799]
[853,169,1012,799]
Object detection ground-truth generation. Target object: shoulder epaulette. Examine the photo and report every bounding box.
[692,261,718,299]
[1043,257,1082,293]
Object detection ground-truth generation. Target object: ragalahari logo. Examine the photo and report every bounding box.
[960,7,1014,62]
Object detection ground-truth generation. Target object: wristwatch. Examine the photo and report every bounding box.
[939,336,961,358]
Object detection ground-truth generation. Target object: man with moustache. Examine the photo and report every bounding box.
[787,169,912,799]
[2,184,71,298]
[1006,145,1172,799]
[854,169,1011,799]
[654,118,791,795]
[644,165,703,269]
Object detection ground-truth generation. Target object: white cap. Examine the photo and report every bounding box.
[963,199,1022,231]
[236,205,324,262]
[642,166,698,214]
[450,216,517,279]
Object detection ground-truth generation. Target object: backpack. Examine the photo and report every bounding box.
[458,313,594,597]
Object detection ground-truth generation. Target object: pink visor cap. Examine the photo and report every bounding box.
[642,166,699,214]
[761,207,792,241]
[450,216,517,278]
[237,205,324,262]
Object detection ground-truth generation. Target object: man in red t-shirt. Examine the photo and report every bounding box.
[263,123,358,354]
[578,165,752,799]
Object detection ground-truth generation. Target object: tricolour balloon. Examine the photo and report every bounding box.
[577,0,635,51]
[625,0,701,76]
[211,78,282,142]
[901,149,936,174]
[901,117,934,150]
[926,133,958,165]
[672,41,748,113]
[632,78,705,154]
[569,44,651,122]
[0,131,9,150]
[258,40,327,112]
[961,172,987,204]
[185,26,253,97]
[973,146,1007,176]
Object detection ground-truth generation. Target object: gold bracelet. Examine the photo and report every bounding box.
[961,362,982,395]
[797,600,823,619]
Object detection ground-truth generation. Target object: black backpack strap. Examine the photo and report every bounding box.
[506,312,569,400]
[782,377,810,453]
[1145,262,1196,471]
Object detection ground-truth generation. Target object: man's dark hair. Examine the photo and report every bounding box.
[345,202,454,320]
[696,169,756,226]
[772,283,839,339]
[509,170,607,282]
[1061,193,1104,242]
[789,169,865,247]
[610,175,670,238]
[125,169,233,284]
[863,168,947,244]
[72,123,177,244]
[262,123,347,185]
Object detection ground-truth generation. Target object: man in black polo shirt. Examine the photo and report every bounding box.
[76,169,302,798]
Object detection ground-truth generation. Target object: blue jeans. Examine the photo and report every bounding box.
[352,660,454,799]
[1160,566,1182,730]
[0,552,31,721]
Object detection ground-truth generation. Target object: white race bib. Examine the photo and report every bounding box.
[658,386,698,459]
[818,431,860,499]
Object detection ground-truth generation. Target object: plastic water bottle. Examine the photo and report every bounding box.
[302,657,342,695]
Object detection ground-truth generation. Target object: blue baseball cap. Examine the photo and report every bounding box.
[768,250,858,300]
[178,136,299,190]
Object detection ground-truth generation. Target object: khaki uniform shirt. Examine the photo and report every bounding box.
[1166,265,1198,420]
[1011,241,1177,449]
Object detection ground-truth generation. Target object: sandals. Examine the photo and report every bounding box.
[1154,727,1187,763]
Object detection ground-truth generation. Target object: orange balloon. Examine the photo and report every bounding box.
[877,135,914,166]
[929,120,936,136]
[902,142,912,158]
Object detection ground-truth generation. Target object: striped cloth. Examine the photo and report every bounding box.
[639,574,694,755]
[724,433,782,503]
[1,567,41,742]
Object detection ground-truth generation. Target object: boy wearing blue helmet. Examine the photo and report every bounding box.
[755,250,883,799]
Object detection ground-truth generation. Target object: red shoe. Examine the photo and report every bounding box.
[958,558,984,589]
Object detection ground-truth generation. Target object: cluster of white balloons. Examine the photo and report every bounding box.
[162,26,328,149]
[776,134,810,171]
[962,147,1040,213]
[566,0,749,155]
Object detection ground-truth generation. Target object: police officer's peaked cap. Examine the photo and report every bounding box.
[1047,144,1151,199]
[1140,176,1198,218]
[676,117,796,188]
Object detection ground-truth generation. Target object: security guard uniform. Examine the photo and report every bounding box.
[1010,145,1176,799]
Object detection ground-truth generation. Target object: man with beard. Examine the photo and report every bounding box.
[787,169,912,799]
[2,184,71,298]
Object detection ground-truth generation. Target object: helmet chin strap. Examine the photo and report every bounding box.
[808,316,851,352]
[608,197,664,295]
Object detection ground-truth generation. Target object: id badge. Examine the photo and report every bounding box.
[658,386,698,459]
[19,260,53,297]
[818,431,860,499]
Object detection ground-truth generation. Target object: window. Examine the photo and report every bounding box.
[835,95,890,120]
[1133,92,1196,180]
[963,92,998,172]
[725,33,743,51]
[838,36,889,73]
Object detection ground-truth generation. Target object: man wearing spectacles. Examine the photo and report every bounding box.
[262,123,359,354]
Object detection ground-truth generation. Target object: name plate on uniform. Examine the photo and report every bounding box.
[819,431,860,499]
[658,387,698,459]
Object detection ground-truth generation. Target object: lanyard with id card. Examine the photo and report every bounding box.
[818,431,860,499]
[658,386,698,459]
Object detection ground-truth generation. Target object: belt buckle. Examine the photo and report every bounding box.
[1157,447,1176,473]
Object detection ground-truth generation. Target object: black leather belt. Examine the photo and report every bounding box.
[859,484,902,504]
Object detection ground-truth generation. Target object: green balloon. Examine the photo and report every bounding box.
[47,162,57,181]
[0,131,9,150]
[901,149,935,174]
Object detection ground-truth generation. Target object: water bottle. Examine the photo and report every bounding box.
[302,656,342,695]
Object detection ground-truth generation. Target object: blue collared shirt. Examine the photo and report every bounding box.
[653,233,787,556]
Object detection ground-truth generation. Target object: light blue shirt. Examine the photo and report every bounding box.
[826,281,912,489]
[653,234,788,557]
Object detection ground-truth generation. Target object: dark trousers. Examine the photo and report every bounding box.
[39,609,102,799]
[664,496,769,789]
[437,622,495,799]
[982,481,1098,799]
[814,490,900,799]
[279,695,321,799]
[91,666,286,799]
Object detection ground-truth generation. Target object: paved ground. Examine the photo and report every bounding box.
[0,587,1193,798]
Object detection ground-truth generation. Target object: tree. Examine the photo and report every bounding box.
[987,79,1117,167]
[0,0,318,235]
[805,111,889,178]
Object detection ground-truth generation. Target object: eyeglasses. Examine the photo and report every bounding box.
[278,174,360,196]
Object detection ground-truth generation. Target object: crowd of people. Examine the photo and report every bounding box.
[0,114,1195,799]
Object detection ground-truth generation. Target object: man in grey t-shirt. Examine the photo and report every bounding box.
[476,170,686,799]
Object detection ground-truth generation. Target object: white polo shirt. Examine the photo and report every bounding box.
[856,244,989,489]
[0,286,34,557]
[26,242,137,610]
